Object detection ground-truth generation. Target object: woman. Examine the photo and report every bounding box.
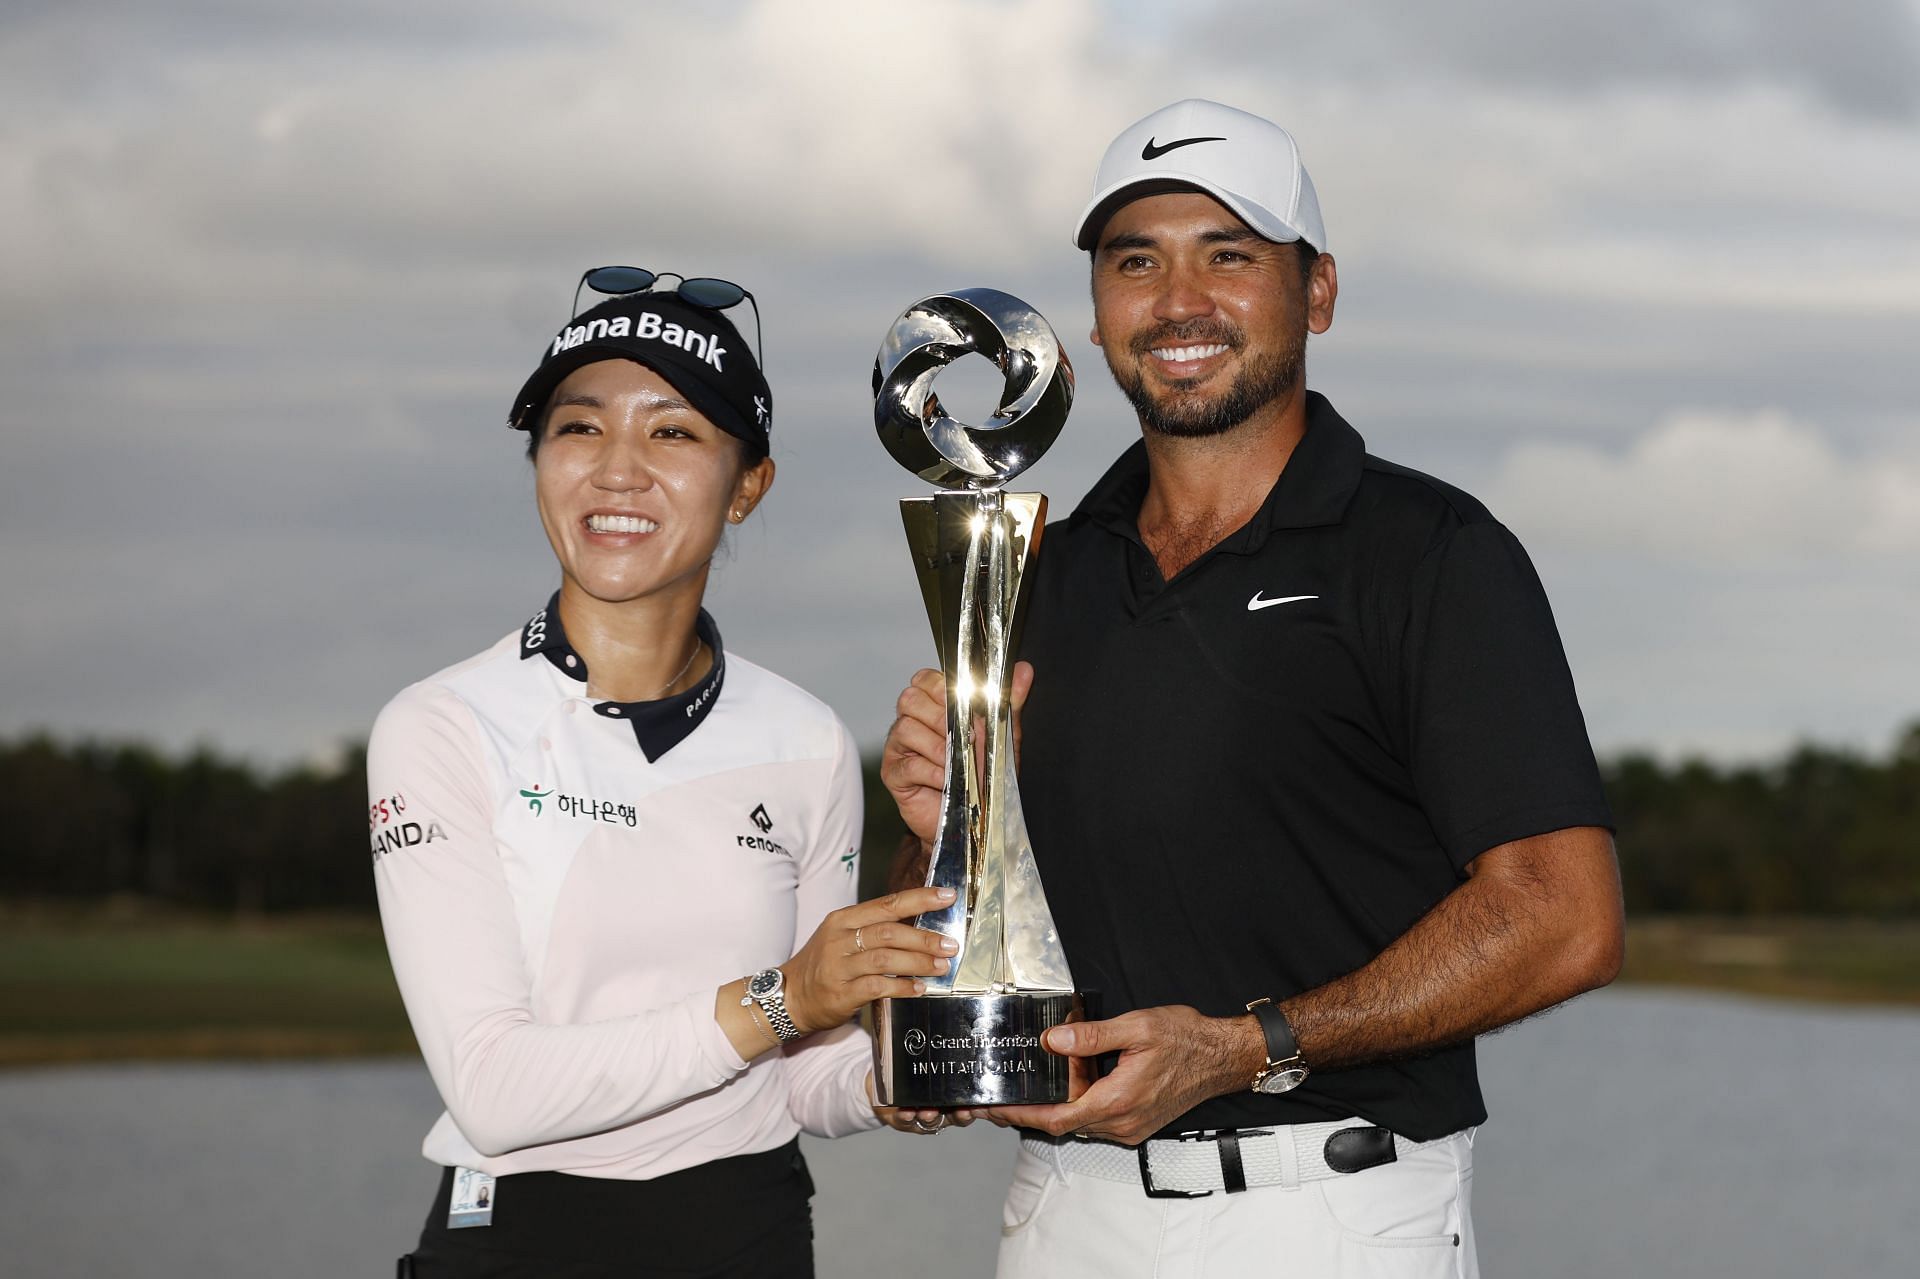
[369,268,959,1278]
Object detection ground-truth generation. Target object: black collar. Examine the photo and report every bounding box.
[1075,390,1366,555]
[519,593,727,763]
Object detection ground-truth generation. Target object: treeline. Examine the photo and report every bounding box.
[1610,722,1920,917]
[2,727,1916,916]
[0,737,372,912]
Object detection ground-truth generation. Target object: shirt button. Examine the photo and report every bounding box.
[540,738,552,751]
[564,654,578,669]
[564,702,576,715]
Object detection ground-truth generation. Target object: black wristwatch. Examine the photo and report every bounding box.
[743,968,801,1041]
[1246,997,1309,1095]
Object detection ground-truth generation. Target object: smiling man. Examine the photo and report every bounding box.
[883,100,1625,1277]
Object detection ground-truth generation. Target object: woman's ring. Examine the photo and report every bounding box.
[854,927,866,953]
[911,1116,943,1134]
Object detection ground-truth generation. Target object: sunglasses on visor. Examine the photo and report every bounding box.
[571,266,763,366]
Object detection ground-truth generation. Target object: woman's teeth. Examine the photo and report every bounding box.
[587,514,659,534]
[1152,343,1230,363]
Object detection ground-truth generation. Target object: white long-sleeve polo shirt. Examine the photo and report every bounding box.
[367,599,879,1180]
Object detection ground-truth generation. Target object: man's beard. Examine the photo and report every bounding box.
[1110,320,1306,439]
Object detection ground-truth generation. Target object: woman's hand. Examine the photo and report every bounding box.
[781,886,959,1035]
[867,1072,978,1137]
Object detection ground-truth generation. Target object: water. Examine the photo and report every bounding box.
[1,988,1911,1277]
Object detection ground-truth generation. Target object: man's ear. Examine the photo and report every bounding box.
[1307,253,1339,335]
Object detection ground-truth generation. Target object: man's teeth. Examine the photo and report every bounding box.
[587,514,659,534]
[1152,344,1230,363]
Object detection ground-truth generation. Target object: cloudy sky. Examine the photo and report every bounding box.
[4,0,1918,769]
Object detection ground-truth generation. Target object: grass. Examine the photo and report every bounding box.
[1620,916,1920,1007]
[0,904,415,1065]
[2,905,1916,1067]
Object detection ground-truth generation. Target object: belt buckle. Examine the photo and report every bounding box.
[1137,1133,1213,1199]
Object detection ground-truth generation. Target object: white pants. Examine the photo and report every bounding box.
[995,1128,1478,1279]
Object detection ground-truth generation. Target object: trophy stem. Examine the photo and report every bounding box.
[955,490,1007,992]
[899,491,1072,999]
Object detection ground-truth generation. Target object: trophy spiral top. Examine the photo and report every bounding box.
[872,288,1074,490]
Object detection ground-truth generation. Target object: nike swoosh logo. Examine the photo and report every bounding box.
[1141,135,1225,161]
[1247,593,1319,611]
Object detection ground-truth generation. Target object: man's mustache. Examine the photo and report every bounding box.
[1127,322,1243,356]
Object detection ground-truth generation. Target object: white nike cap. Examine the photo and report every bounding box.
[1073,99,1326,254]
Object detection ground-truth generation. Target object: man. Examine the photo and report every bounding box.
[881,99,1623,1277]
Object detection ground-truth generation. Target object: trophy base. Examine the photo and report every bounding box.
[873,991,1082,1108]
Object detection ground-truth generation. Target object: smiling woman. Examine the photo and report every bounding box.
[532,360,771,653]
[366,269,965,1278]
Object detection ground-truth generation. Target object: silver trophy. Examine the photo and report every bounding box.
[870,289,1084,1107]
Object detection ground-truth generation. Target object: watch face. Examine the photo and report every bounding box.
[1256,1064,1309,1095]
[747,968,784,1000]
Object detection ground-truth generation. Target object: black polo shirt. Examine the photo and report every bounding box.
[1017,391,1613,1141]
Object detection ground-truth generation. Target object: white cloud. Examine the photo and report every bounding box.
[1486,408,1920,566]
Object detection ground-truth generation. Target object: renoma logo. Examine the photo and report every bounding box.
[551,313,728,370]
[903,1028,928,1057]
[739,802,790,857]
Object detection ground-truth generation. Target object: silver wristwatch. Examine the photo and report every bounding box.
[743,967,801,1041]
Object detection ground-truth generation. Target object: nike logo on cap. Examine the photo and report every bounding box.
[1142,135,1225,161]
[1247,592,1318,611]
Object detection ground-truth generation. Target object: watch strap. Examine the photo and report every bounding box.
[760,989,801,1041]
[743,1001,781,1048]
[1246,996,1299,1066]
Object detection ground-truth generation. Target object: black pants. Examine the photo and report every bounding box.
[399,1140,815,1278]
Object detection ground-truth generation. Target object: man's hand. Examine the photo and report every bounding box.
[880,663,1034,849]
[978,1006,1263,1146]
